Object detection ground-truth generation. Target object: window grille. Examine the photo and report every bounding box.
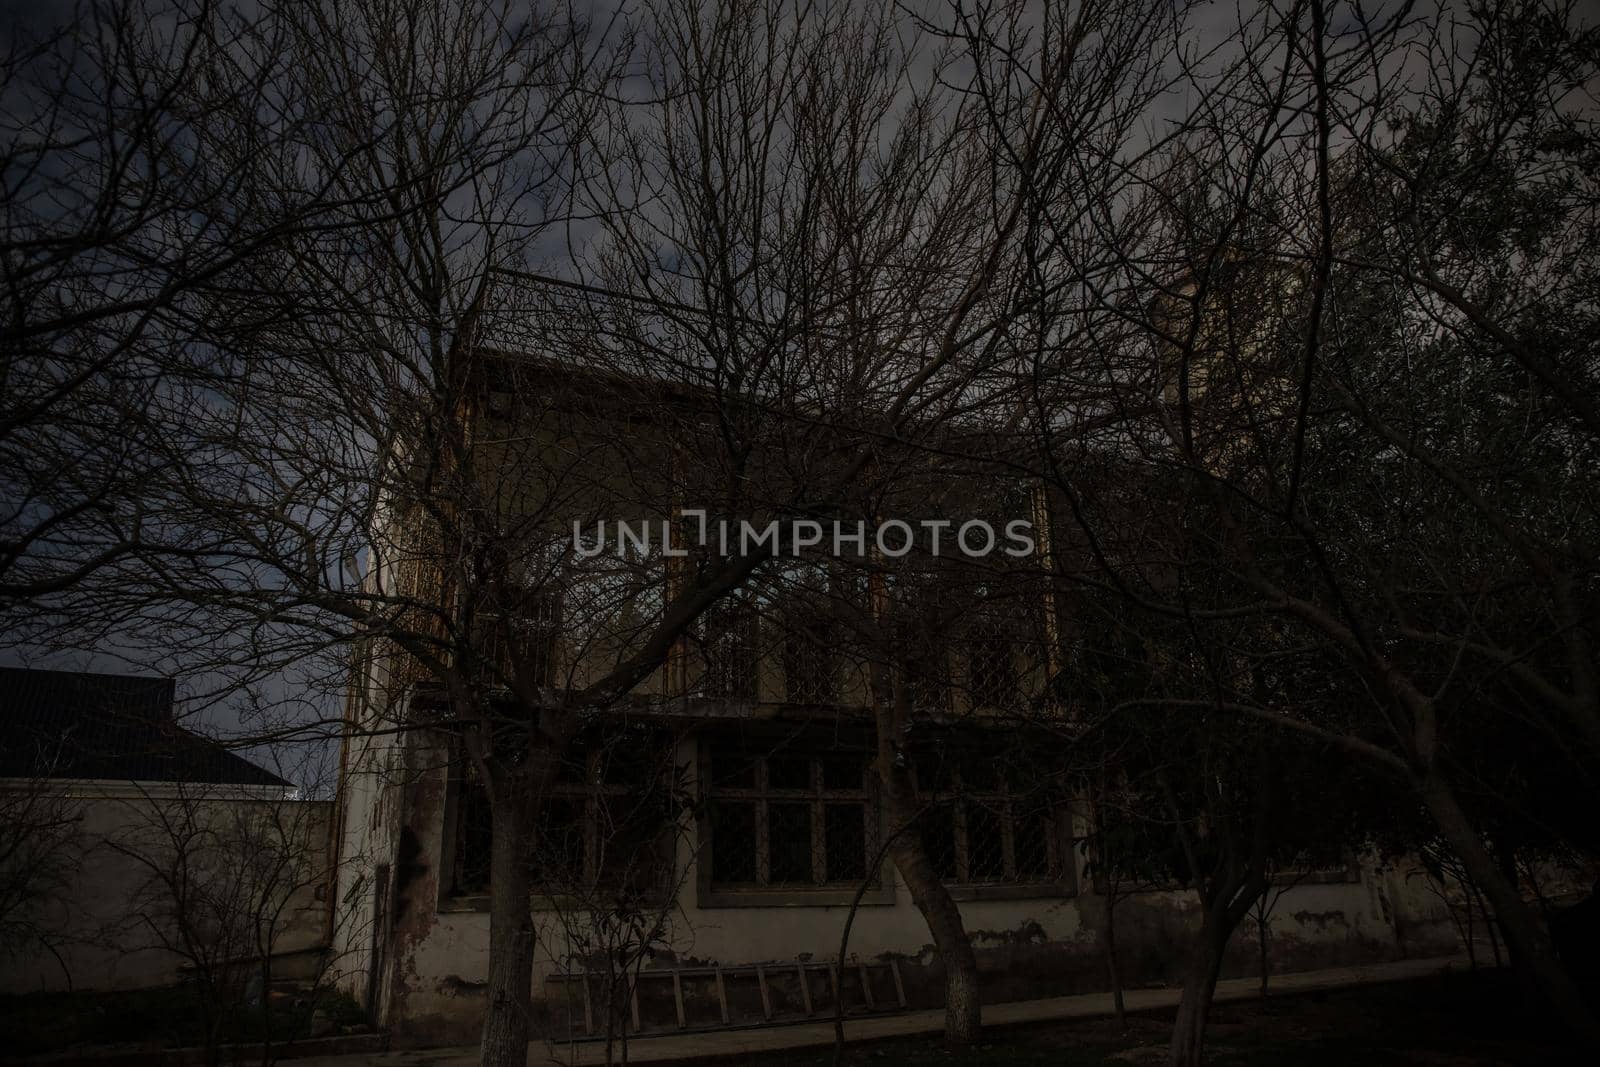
[451,733,675,899]
[696,603,758,702]
[913,754,1065,886]
[475,588,562,687]
[704,746,876,890]
[904,641,951,713]
[782,615,838,705]
[966,615,1018,710]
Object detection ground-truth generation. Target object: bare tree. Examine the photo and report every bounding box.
[20,1,1598,1064]
[0,770,86,985]
[980,0,1600,1050]
[19,0,1035,1057]
[0,0,442,617]
[107,773,329,1066]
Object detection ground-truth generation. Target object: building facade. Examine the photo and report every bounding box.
[328,491,1463,1046]
[0,667,330,996]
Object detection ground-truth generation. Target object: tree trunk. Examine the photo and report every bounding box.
[1257,902,1269,1001]
[1167,901,1233,1067]
[1104,892,1127,1026]
[1476,882,1504,967]
[878,765,983,1045]
[866,640,982,1048]
[259,951,274,1067]
[481,786,537,1067]
[1417,769,1600,1047]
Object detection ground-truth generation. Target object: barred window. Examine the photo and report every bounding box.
[884,567,952,713]
[451,733,676,900]
[782,614,838,705]
[474,588,561,687]
[696,602,758,702]
[913,754,1065,887]
[704,746,876,889]
[904,641,951,713]
[966,616,1017,710]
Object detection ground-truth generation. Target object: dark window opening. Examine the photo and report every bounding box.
[782,616,839,705]
[704,745,875,890]
[967,616,1018,710]
[697,603,758,701]
[912,755,1065,887]
[451,731,677,899]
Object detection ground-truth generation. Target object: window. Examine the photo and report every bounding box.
[781,614,838,705]
[966,615,1018,710]
[890,569,951,712]
[772,562,846,706]
[449,731,676,903]
[474,588,561,687]
[904,641,951,712]
[913,753,1068,894]
[703,744,878,899]
[696,602,758,702]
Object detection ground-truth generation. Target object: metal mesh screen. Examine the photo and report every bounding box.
[905,643,952,713]
[911,753,1066,886]
[696,603,758,701]
[704,745,876,889]
[475,589,562,687]
[966,615,1018,709]
[781,616,839,704]
[450,731,676,899]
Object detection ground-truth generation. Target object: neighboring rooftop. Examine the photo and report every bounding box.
[0,666,289,788]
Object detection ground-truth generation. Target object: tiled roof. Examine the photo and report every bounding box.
[0,667,289,788]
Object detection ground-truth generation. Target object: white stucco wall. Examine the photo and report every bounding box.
[360,732,1459,1045]
[325,677,410,1020]
[0,782,332,995]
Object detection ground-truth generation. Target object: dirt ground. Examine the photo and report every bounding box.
[3,967,1590,1065]
[0,982,368,1057]
[775,970,1592,1066]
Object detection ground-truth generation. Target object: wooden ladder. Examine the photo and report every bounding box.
[548,956,909,1036]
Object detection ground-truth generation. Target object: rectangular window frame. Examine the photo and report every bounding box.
[440,740,677,913]
[965,616,1020,711]
[696,601,760,703]
[697,738,895,908]
[914,760,1078,902]
[471,587,563,689]
[780,613,840,706]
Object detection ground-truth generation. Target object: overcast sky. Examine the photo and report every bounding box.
[1,0,1538,787]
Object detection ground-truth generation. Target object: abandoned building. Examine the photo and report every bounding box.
[326,350,1465,1048]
